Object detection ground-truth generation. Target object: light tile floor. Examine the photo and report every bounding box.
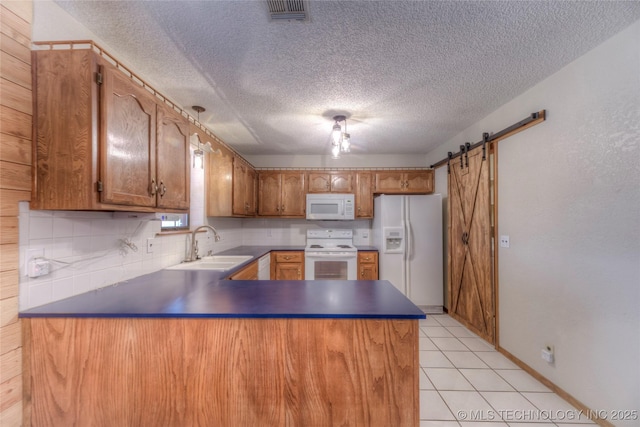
[419,314,596,426]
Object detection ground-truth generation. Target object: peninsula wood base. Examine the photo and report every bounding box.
[24,317,419,426]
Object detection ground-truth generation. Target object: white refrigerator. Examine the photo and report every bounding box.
[372,194,443,313]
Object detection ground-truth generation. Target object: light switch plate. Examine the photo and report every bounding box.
[147,238,154,253]
[500,235,510,248]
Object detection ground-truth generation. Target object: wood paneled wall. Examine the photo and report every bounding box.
[0,1,32,425]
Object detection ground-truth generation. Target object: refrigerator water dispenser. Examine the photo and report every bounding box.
[383,227,404,253]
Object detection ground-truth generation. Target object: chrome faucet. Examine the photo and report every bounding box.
[188,225,221,262]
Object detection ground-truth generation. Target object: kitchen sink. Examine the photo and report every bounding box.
[165,255,253,271]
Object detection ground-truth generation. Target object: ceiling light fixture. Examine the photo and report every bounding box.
[330,115,351,159]
[191,105,215,169]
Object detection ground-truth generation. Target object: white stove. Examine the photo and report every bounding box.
[305,230,357,280]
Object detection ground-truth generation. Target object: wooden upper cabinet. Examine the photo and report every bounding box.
[355,172,373,218]
[32,49,98,210]
[281,172,306,216]
[257,171,281,216]
[232,157,256,217]
[205,132,234,217]
[374,170,434,194]
[307,172,353,193]
[258,172,306,217]
[101,62,157,208]
[32,48,190,212]
[156,104,190,210]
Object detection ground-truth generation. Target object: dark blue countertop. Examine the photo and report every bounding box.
[19,245,425,320]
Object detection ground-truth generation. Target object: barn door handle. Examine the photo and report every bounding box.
[461,232,469,245]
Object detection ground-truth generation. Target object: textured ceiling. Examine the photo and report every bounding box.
[52,1,640,157]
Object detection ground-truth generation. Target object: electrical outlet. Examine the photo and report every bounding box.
[24,248,45,275]
[147,238,155,253]
[500,235,510,248]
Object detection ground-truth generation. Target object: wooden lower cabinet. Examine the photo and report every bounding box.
[358,251,379,280]
[228,260,258,280]
[24,317,419,426]
[271,251,304,280]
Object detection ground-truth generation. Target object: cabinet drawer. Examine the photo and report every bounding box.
[358,252,378,263]
[274,252,303,263]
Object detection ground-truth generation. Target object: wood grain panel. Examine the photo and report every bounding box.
[0,270,18,299]
[0,2,32,24]
[0,160,30,191]
[0,132,31,165]
[26,317,419,426]
[0,78,31,114]
[0,319,20,354]
[33,49,97,210]
[0,189,29,216]
[0,105,31,139]
[101,61,156,208]
[0,244,18,272]
[0,216,18,244]
[0,400,22,427]
[0,33,30,63]
[156,104,190,210]
[1,50,30,89]
[0,369,22,412]
[0,296,18,327]
[0,6,31,47]
[0,347,20,383]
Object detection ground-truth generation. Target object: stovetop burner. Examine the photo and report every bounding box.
[310,244,323,248]
[337,245,352,249]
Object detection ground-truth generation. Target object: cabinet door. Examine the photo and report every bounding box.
[232,158,247,215]
[307,173,331,193]
[358,252,378,280]
[330,172,353,192]
[258,172,282,216]
[245,167,257,216]
[156,104,190,210]
[206,143,233,216]
[355,172,373,218]
[374,172,403,194]
[275,263,303,280]
[404,170,434,194]
[229,261,259,280]
[33,49,98,210]
[281,172,306,217]
[101,64,157,207]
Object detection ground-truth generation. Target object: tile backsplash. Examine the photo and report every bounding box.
[18,202,372,310]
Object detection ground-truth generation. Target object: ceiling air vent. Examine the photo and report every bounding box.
[267,0,309,22]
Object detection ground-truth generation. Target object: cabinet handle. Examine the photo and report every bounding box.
[364,257,371,261]
[159,181,167,197]
[276,206,280,212]
[361,271,364,277]
[284,256,291,260]
[405,180,409,188]
[281,205,285,212]
[150,179,158,196]
[358,207,361,212]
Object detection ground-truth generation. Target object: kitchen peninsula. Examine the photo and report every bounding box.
[20,249,425,427]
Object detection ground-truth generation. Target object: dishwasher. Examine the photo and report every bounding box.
[257,254,271,280]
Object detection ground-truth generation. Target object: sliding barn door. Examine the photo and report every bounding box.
[448,148,494,344]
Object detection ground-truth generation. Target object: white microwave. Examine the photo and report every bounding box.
[306,193,355,220]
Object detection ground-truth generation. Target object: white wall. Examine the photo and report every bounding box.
[426,21,640,423]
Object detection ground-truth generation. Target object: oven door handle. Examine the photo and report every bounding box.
[305,252,357,258]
